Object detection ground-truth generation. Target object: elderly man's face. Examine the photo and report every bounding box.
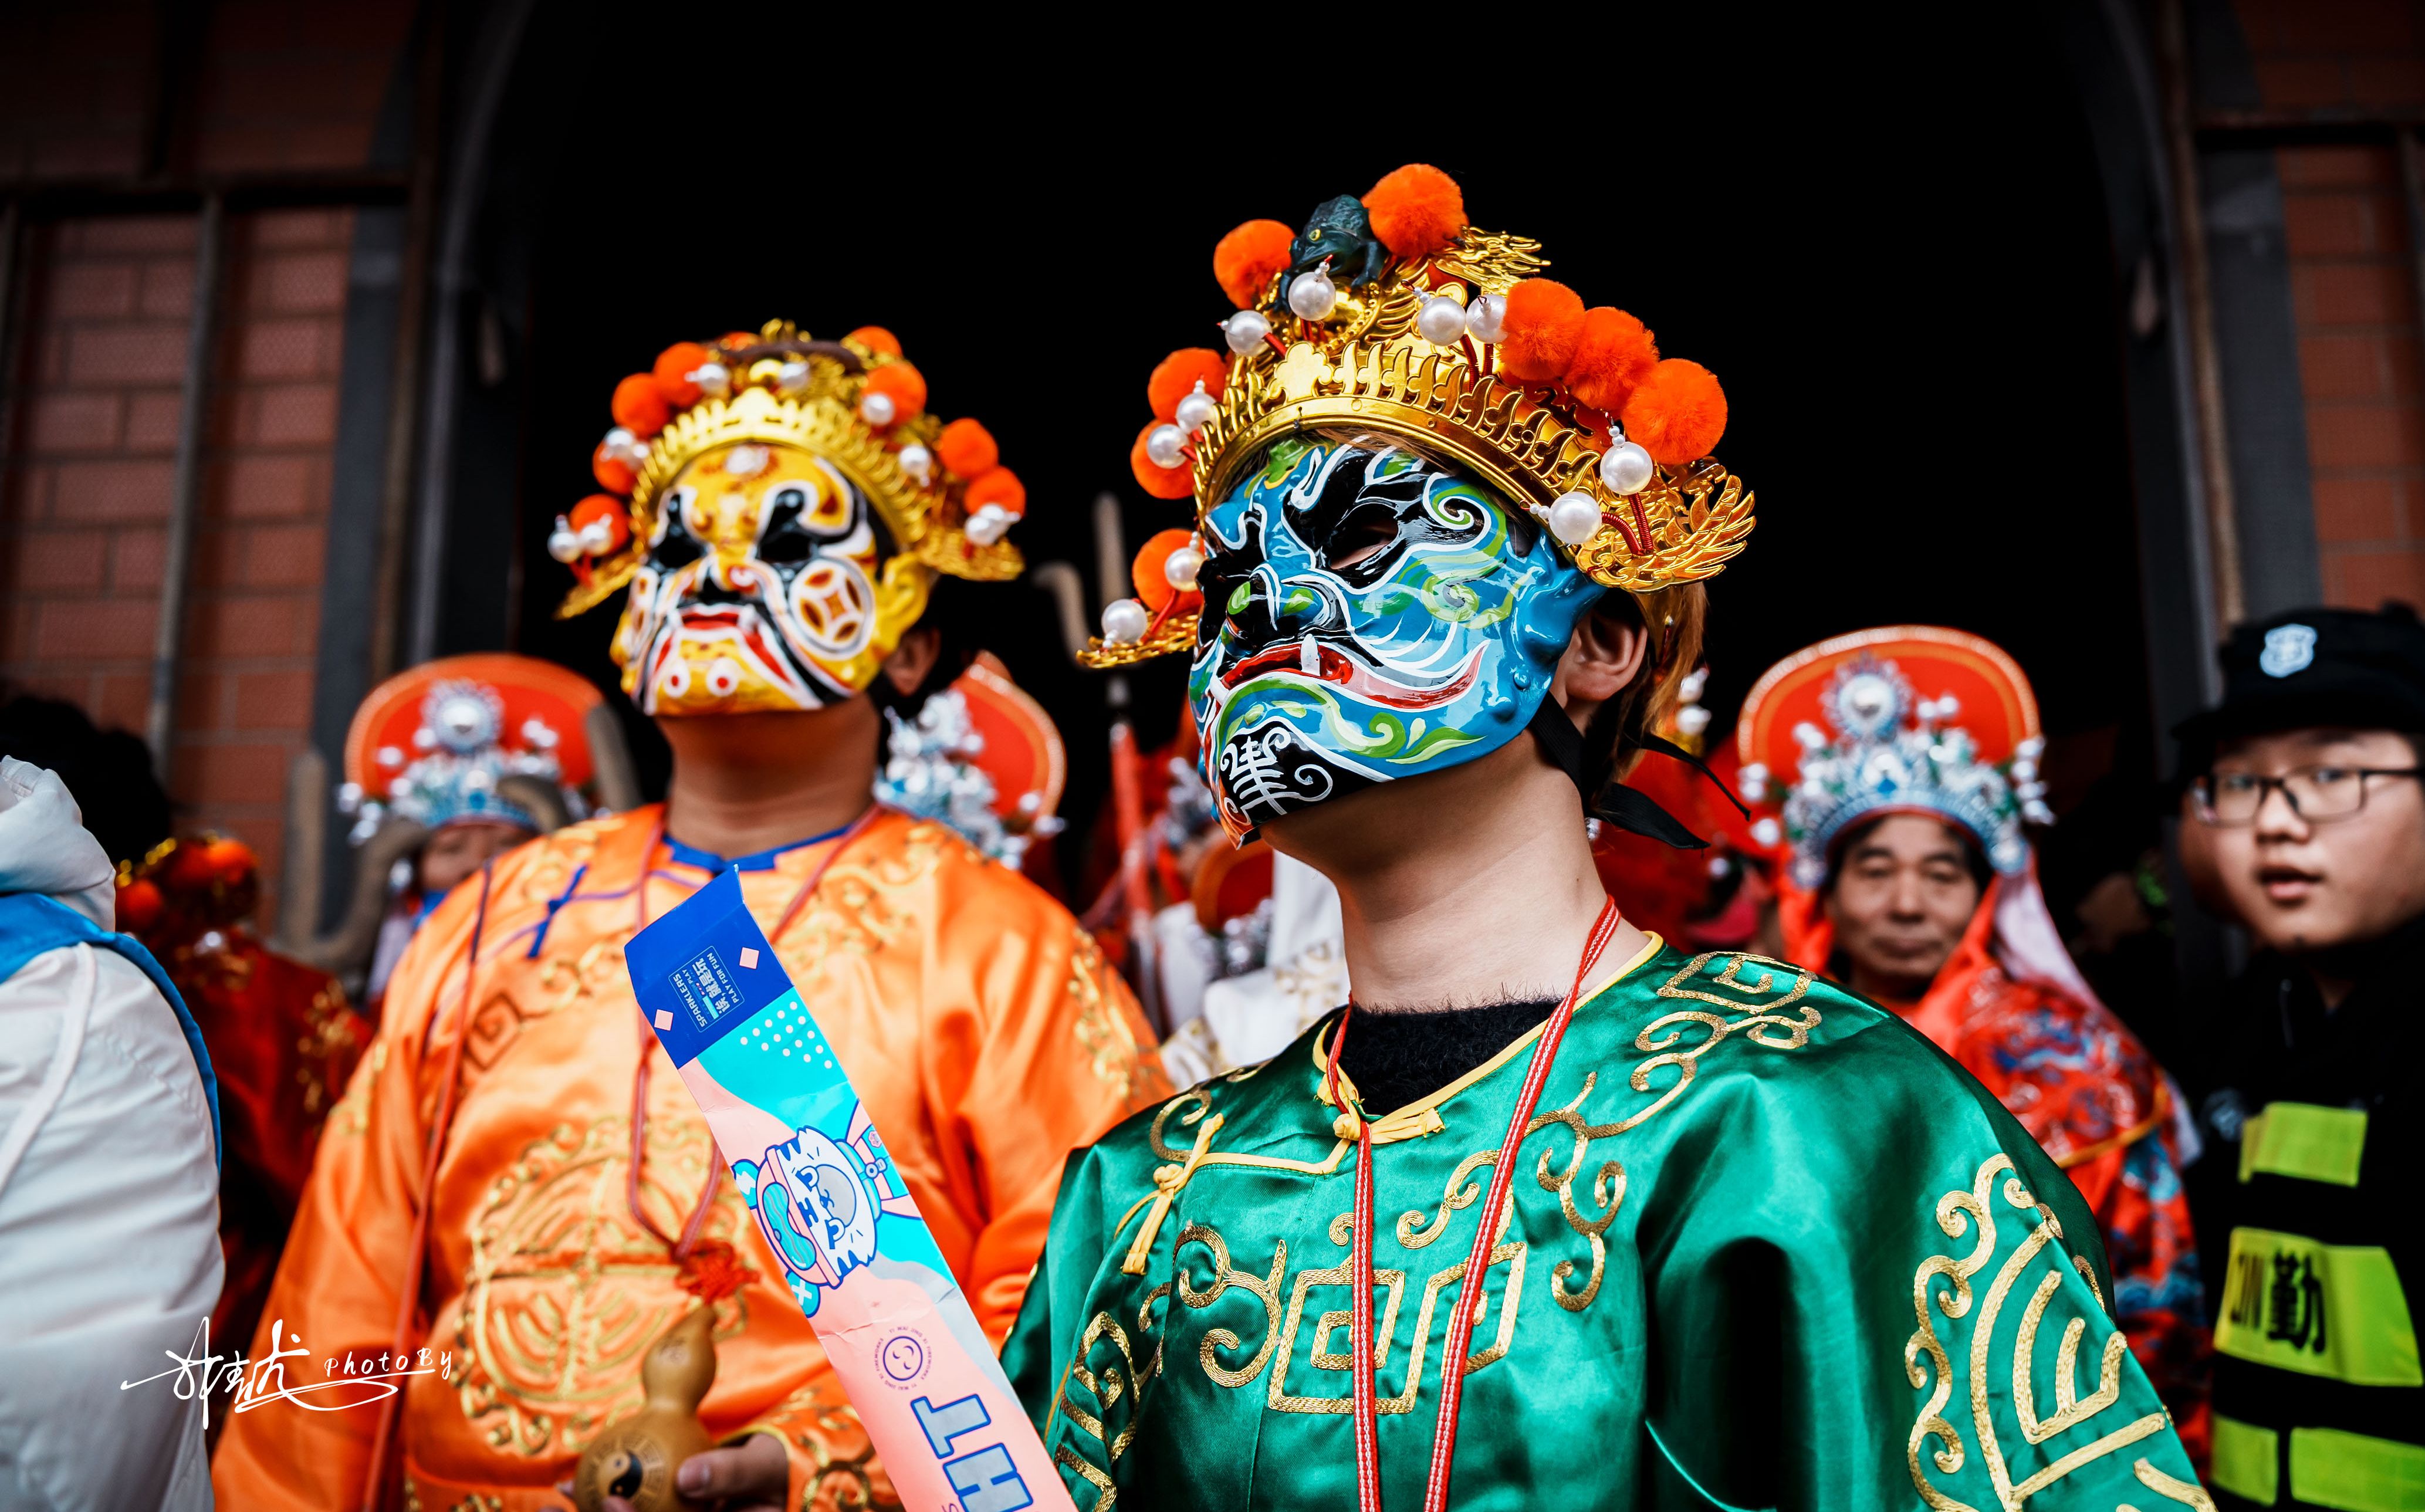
[1824,813,1983,1002]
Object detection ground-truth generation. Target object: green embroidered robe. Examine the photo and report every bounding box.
[1003,943,2211,1510]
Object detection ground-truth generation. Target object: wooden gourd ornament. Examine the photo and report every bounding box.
[571,1306,718,1512]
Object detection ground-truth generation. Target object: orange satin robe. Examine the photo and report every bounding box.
[212,805,1170,1512]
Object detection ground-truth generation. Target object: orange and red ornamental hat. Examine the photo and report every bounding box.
[338,652,603,840]
[1736,627,2055,889]
[872,653,1068,868]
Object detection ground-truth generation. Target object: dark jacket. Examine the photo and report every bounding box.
[2197,916,2425,1510]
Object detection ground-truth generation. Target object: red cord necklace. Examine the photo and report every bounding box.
[1322,895,1624,1512]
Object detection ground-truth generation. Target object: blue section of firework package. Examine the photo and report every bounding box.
[624,867,790,1065]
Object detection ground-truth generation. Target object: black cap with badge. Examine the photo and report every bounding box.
[2174,603,2425,769]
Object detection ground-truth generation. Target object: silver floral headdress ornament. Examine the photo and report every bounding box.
[1734,627,2052,890]
[337,652,607,842]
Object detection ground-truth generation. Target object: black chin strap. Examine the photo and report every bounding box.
[1526,701,1749,850]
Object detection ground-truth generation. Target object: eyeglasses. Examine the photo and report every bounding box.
[2191,765,2423,826]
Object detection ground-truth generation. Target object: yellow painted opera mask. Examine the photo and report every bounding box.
[610,439,931,715]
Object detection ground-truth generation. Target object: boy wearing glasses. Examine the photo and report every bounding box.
[2180,604,2425,1510]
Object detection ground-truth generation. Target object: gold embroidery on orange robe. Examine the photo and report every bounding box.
[452,1114,749,1459]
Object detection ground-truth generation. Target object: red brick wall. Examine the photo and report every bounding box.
[0,208,354,909]
[2235,0,2425,607]
[4,214,198,736]
[0,0,412,924]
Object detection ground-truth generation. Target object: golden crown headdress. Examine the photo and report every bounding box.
[1081,164,1755,667]
[554,319,1024,618]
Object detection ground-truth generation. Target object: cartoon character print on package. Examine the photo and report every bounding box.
[611,439,926,714]
[1189,435,1604,839]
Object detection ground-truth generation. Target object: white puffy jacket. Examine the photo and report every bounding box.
[0,757,221,1511]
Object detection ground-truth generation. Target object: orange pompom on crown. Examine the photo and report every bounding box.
[1565,308,1659,414]
[652,342,710,408]
[1362,164,1466,261]
[845,325,902,357]
[1131,420,1194,500]
[569,493,630,555]
[1497,279,1588,383]
[1132,527,1206,614]
[591,441,637,495]
[203,837,257,885]
[964,466,1025,519]
[859,361,925,427]
[935,417,998,479]
[611,374,669,438]
[1621,358,1729,465]
[1215,219,1295,308]
[1149,349,1229,422]
[165,842,217,892]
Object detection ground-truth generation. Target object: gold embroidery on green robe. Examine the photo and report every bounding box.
[1007,946,2207,1510]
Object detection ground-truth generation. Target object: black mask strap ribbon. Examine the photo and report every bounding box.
[1525,701,1751,850]
[1527,701,1706,849]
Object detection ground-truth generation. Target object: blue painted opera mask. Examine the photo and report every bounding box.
[1188,435,1606,840]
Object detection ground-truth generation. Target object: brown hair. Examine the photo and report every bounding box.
[1590,581,1709,783]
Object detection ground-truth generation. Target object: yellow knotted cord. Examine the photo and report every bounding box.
[1120,1111,1226,1275]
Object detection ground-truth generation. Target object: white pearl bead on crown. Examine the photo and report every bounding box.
[1101,598,1150,645]
[1223,309,1271,354]
[1287,263,1338,320]
[965,503,1014,546]
[1598,440,1655,496]
[1164,544,1205,590]
[1465,293,1507,343]
[1145,423,1187,471]
[1547,491,1603,545]
[1417,295,1468,345]
[1175,383,1219,433]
